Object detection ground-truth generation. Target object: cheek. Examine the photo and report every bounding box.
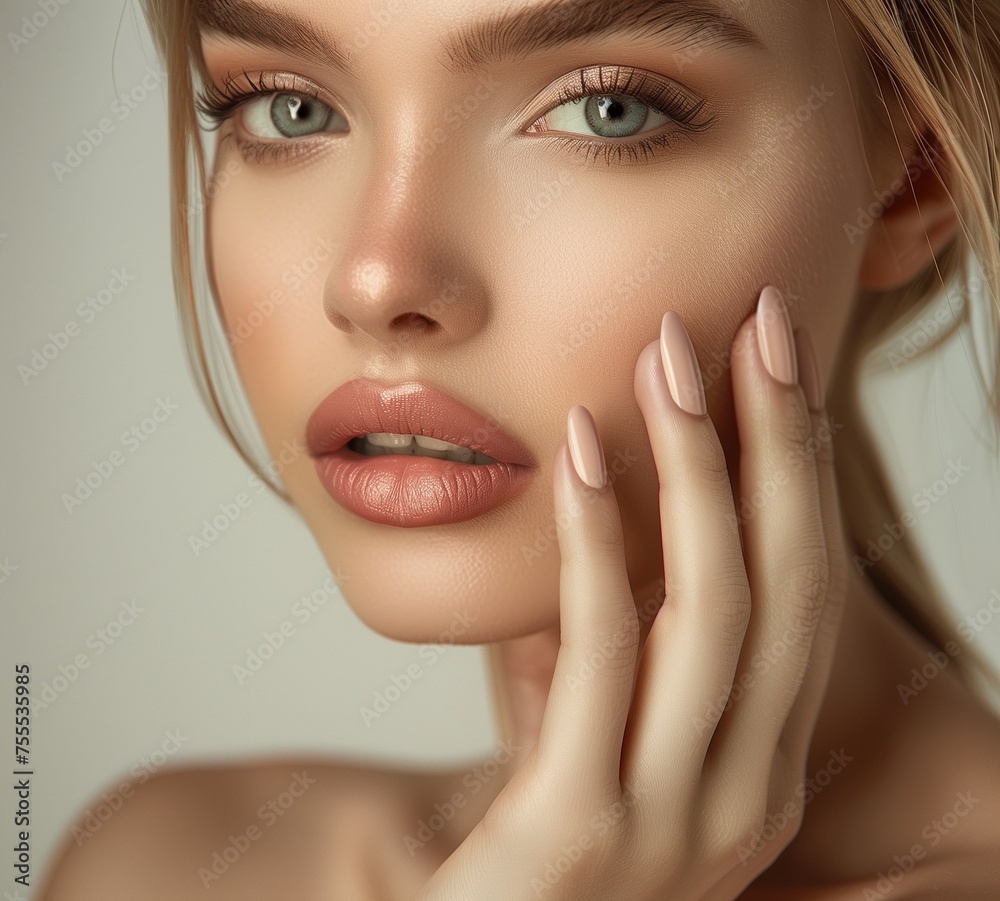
[199,99,871,643]
[484,120,868,439]
[206,160,345,484]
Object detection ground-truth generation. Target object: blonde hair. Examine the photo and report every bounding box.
[138,0,1000,736]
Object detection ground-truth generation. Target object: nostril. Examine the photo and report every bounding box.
[397,312,435,331]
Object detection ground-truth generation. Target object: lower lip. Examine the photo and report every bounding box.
[313,446,536,527]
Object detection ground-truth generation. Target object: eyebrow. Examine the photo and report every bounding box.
[196,0,763,77]
[197,0,351,73]
[444,0,763,73]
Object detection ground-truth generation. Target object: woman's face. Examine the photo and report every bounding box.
[200,0,880,642]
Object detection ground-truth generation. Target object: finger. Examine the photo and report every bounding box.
[777,328,849,765]
[706,288,831,790]
[534,406,640,799]
[623,313,752,819]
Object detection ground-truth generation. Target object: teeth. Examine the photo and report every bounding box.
[413,435,454,451]
[350,433,497,465]
[366,432,414,448]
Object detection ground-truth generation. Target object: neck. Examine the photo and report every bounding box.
[487,544,921,798]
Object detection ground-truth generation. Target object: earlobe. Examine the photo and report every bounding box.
[857,135,960,291]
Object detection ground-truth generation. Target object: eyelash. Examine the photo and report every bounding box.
[540,64,713,164]
[194,65,714,167]
[195,70,324,163]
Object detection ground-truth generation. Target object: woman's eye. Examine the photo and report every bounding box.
[240,92,348,140]
[536,93,673,139]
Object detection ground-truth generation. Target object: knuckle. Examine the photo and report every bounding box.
[779,392,815,453]
[594,500,625,547]
[699,792,767,862]
[713,787,803,869]
[662,420,730,489]
[712,580,754,646]
[569,490,625,549]
[784,554,830,633]
[586,785,642,846]
[688,426,732,487]
[571,609,641,675]
[602,610,642,662]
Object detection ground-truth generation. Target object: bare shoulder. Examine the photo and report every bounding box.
[36,754,486,901]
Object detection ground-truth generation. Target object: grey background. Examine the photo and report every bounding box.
[1,0,999,895]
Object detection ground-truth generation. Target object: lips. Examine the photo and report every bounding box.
[305,377,537,466]
[305,377,539,527]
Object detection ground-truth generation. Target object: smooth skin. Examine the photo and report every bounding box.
[37,0,1000,898]
[411,295,850,900]
[38,301,1000,900]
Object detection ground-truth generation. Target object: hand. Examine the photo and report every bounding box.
[413,286,850,901]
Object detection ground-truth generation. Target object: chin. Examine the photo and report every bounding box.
[300,493,567,645]
[280,434,669,643]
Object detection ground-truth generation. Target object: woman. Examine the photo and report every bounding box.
[38,0,1000,897]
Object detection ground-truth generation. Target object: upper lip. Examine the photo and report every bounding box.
[305,377,537,467]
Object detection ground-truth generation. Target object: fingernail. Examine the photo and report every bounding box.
[659,311,707,416]
[567,405,607,489]
[756,286,798,386]
[794,327,824,411]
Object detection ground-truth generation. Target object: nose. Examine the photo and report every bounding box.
[321,151,488,348]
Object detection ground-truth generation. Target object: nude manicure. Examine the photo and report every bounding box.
[567,405,607,489]
[756,286,799,386]
[659,311,707,416]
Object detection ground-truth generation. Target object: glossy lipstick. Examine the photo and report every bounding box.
[305,378,538,527]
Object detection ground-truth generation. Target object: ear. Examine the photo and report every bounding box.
[858,132,960,291]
